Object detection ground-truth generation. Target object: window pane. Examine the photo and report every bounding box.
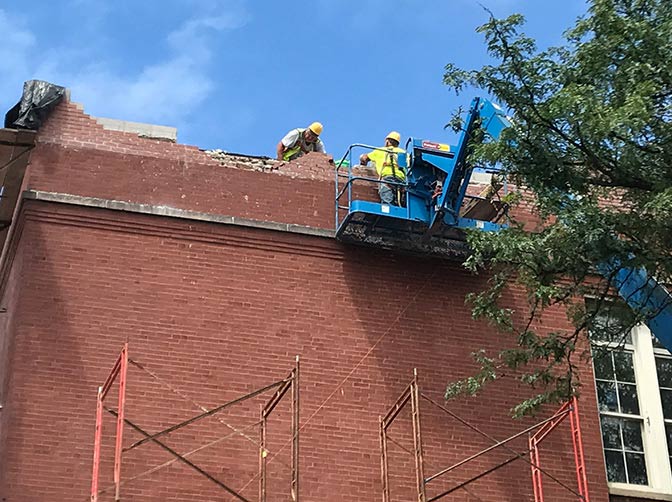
[588,301,634,344]
[656,356,672,388]
[618,383,640,415]
[622,420,644,452]
[625,452,648,485]
[597,381,618,412]
[605,450,627,483]
[593,353,614,380]
[600,416,648,485]
[614,352,635,382]
[661,389,672,420]
[601,417,621,449]
[591,325,633,344]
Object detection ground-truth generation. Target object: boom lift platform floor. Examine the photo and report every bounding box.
[336,207,472,259]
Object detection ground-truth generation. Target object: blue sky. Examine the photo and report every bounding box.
[1,0,588,159]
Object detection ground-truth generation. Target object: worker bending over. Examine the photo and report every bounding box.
[360,131,406,206]
[277,122,326,161]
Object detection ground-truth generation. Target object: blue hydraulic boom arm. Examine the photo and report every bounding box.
[428,97,512,230]
[599,263,672,352]
[335,95,672,353]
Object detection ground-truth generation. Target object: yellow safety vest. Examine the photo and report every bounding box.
[283,145,303,161]
[282,129,317,161]
[368,146,406,180]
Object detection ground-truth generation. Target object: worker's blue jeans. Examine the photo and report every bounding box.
[379,176,404,206]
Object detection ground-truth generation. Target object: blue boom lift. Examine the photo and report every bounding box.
[334,97,672,352]
[335,97,510,258]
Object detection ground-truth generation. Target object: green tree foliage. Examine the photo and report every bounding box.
[443,0,672,416]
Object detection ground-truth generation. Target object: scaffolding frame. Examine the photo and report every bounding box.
[91,343,128,502]
[379,370,590,502]
[529,396,590,502]
[90,344,300,502]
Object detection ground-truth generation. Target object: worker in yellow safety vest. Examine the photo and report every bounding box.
[359,131,406,206]
[277,122,326,161]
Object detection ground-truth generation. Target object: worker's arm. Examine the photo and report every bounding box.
[276,141,286,161]
[278,129,300,160]
[363,150,384,177]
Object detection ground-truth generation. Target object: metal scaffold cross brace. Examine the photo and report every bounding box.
[379,370,590,502]
[89,344,300,502]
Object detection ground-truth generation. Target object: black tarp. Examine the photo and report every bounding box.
[4,80,66,130]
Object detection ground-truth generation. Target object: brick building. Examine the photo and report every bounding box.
[0,83,666,501]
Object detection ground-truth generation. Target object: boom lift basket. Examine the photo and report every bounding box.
[334,98,511,258]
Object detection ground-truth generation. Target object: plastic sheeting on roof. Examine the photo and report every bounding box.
[4,80,66,130]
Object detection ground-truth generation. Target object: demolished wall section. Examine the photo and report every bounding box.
[26,99,340,229]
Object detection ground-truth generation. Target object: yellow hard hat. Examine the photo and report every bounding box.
[308,122,323,136]
[386,131,401,143]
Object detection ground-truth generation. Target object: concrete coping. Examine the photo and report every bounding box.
[93,117,178,142]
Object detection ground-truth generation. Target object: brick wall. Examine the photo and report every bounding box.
[0,99,611,501]
[25,100,350,230]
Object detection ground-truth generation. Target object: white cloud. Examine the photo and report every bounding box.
[169,12,247,50]
[28,1,250,126]
[51,58,215,126]
[165,9,249,68]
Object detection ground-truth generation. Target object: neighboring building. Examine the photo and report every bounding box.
[0,82,666,501]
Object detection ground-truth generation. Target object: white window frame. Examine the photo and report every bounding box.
[593,324,672,499]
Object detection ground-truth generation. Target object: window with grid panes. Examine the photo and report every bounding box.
[592,320,672,496]
[653,337,672,476]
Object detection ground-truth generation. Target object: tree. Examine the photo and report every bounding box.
[443,0,672,417]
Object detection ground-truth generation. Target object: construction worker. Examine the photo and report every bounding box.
[359,131,406,206]
[277,122,326,161]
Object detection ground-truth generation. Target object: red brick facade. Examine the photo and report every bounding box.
[0,99,616,501]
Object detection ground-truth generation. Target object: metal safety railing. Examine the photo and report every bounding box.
[334,144,411,231]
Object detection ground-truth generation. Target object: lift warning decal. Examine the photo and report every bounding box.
[422,141,450,152]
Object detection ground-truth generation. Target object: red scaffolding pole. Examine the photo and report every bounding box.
[90,342,128,502]
[529,396,590,502]
[89,344,300,502]
[380,371,591,502]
